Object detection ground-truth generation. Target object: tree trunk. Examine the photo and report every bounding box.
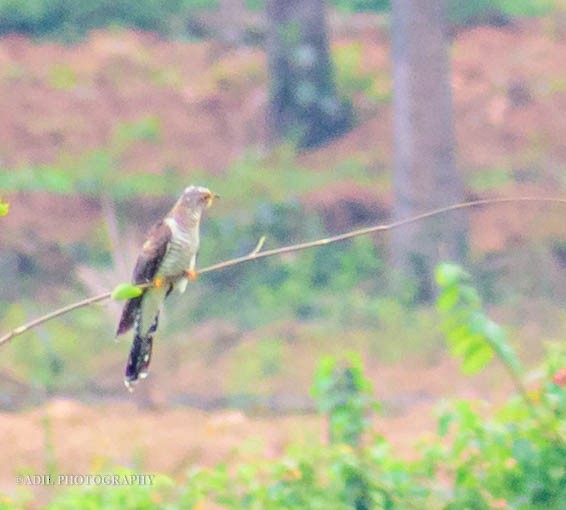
[266,0,353,149]
[391,0,467,301]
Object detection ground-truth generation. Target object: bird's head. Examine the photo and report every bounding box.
[180,185,218,211]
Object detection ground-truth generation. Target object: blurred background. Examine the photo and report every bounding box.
[1,0,566,507]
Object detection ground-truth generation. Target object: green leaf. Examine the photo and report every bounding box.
[483,319,523,373]
[435,262,469,288]
[437,284,460,312]
[0,200,8,216]
[459,285,481,308]
[462,343,494,374]
[436,262,512,377]
[448,331,477,357]
[111,283,143,301]
[35,166,74,193]
[438,411,454,437]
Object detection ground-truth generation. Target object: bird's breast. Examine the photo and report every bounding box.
[158,219,199,277]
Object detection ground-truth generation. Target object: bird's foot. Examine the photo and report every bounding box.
[185,269,198,281]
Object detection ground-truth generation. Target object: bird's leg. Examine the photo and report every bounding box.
[153,276,165,288]
[185,255,198,280]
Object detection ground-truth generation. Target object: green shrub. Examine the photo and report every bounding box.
[0,0,556,41]
[333,43,391,105]
[178,265,566,509]
[45,469,175,510]
[332,0,390,13]
[0,197,9,216]
[311,352,379,446]
[0,0,211,40]
[192,208,385,329]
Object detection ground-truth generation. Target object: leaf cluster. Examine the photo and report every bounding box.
[0,0,211,41]
[0,197,9,216]
[0,0,556,43]
[436,262,522,375]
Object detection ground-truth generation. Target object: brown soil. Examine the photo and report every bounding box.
[0,355,509,502]
[2,20,566,252]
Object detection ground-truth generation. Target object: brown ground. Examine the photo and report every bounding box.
[0,356,511,502]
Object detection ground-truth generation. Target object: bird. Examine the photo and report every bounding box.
[116,185,216,391]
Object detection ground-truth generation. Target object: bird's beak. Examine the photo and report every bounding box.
[205,193,218,208]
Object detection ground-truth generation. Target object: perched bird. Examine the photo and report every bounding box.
[116,185,216,391]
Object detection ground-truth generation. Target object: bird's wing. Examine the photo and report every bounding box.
[116,221,172,336]
[132,220,173,284]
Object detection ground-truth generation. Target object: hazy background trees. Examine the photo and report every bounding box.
[265,0,468,296]
[390,0,467,301]
[266,0,353,148]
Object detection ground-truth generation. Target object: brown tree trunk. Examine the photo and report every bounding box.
[266,0,353,149]
[391,0,467,301]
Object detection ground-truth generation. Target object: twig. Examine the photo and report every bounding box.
[198,196,566,275]
[250,235,267,256]
[1,196,565,347]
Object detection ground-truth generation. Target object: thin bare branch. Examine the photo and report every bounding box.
[198,196,566,275]
[0,292,111,346]
[1,196,565,347]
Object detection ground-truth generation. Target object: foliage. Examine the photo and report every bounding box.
[0,116,179,198]
[0,0,557,41]
[251,0,554,17]
[180,353,412,510]
[332,0,390,13]
[0,130,373,202]
[0,197,9,216]
[449,0,554,25]
[0,302,110,391]
[430,264,566,508]
[48,64,78,89]
[1,124,386,393]
[179,270,566,510]
[191,210,385,329]
[0,0,212,40]
[111,283,143,301]
[175,346,566,510]
[312,352,379,446]
[0,305,60,390]
[227,337,285,395]
[467,166,514,192]
[3,262,566,508]
[44,469,175,509]
[333,43,391,104]
[428,383,566,509]
[436,262,522,375]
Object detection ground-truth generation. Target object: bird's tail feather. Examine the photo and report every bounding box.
[116,296,143,337]
[124,311,159,391]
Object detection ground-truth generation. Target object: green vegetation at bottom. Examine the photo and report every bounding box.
[2,264,565,509]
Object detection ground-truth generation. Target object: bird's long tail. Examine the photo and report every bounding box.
[124,311,159,391]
